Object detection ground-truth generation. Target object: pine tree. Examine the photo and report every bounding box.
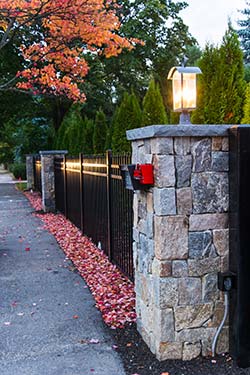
[192,24,245,124]
[142,80,167,126]
[111,92,142,152]
[82,117,94,154]
[93,109,108,154]
[237,1,250,64]
[242,83,250,124]
[219,24,245,124]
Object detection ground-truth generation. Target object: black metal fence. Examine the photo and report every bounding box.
[54,151,134,280]
[34,155,42,192]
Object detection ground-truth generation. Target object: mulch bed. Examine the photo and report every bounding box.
[110,323,250,375]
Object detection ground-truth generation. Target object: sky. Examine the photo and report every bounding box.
[180,0,246,47]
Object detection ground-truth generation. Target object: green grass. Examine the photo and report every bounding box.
[15,182,27,191]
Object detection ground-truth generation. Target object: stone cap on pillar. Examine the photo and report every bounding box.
[126,124,233,140]
[39,150,68,156]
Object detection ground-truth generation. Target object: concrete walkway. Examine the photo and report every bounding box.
[0,181,126,374]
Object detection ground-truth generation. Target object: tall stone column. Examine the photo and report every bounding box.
[40,150,67,212]
[127,125,231,361]
[26,154,35,190]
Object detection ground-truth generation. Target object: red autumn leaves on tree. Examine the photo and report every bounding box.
[0,0,139,101]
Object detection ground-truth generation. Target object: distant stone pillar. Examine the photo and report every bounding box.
[40,150,67,212]
[127,124,231,361]
[26,154,35,190]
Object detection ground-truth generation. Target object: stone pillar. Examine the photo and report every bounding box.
[40,150,67,212]
[26,154,35,189]
[126,125,231,361]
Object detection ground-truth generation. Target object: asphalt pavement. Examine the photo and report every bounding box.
[0,171,126,375]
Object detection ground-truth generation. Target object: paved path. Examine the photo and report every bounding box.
[0,182,126,375]
[0,166,15,183]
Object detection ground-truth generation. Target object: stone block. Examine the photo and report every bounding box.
[151,137,173,154]
[152,258,172,277]
[174,137,191,155]
[140,274,153,304]
[222,137,229,151]
[212,137,223,151]
[133,228,140,243]
[153,188,176,215]
[153,277,179,308]
[133,194,139,226]
[221,255,229,272]
[216,327,229,354]
[191,138,211,172]
[153,154,175,187]
[155,216,188,260]
[178,278,202,305]
[212,152,229,172]
[213,229,229,256]
[138,218,147,235]
[183,342,201,360]
[188,257,220,277]
[189,213,228,231]
[192,172,229,213]
[138,198,147,220]
[175,304,213,331]
[137,142,152,164]
[153,308,175,342]
[155,342,183,361]
[140,300,154,332]
[172,260,188,277]
[175,155,192,187]
[189,231,216,259]
[146,212,154,239]
[210,301,228,327]
[202,273,219,302]
[147,192,154,213]
[176,188,192,215]
[138,234,154,274]
[176,327,216,342]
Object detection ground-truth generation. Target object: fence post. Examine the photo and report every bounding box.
[106,150,112,260]
[40,150,67,213]
[79,153,84,233]
[26,154,35,190]
[63,154,68,218]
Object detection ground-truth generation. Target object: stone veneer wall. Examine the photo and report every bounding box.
[126,125,232,361]
[40,150,67,212]
[26,154,35,190]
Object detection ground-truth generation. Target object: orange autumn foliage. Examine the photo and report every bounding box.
[0,0,140,101]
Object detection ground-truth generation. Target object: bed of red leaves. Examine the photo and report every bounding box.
[24,191,136,329]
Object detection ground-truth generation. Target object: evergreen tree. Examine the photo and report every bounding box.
[82,117,94,154]
[93,110,108,154]
[219,24,245,124]
[237,1,250,64]
[142,80,168,126]
[111,92,142,152]
[192,24,245,124]
[55,103,86,154]
[242,83,250,124]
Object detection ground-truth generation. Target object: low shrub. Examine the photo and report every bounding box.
[9,163,27,180]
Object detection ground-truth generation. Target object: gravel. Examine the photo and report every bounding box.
[109,323,250,375]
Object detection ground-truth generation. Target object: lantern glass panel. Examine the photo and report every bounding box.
[172,71,197,111]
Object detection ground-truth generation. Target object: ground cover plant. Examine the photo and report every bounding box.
[24,190,136,329]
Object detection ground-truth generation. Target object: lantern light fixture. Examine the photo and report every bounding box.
[168,65,202,124]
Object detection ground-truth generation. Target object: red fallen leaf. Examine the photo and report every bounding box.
[89,338,99,344]
[24,191,136,329]
[73,315,79,319]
